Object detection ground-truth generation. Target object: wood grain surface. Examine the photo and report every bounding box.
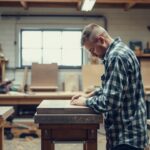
[36,100,95,114]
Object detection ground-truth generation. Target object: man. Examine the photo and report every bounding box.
[71,23,149,150]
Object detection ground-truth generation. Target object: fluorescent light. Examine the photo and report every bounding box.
[81,0,96,11]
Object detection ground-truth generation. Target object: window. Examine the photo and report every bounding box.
[21,29,82,68]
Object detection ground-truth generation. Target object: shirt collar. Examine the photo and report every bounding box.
[103,37,121,64]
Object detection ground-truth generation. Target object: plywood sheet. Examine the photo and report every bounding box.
[141,60,150,89]
[64,73,79,91]
[82,64,104,91]
[30,63,58,90]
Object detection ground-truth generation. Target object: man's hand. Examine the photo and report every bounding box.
[71,94,82,100]
[71,91,94,101]
[70,96,87,106]
[71,91,95,106]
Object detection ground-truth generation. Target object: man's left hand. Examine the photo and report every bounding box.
[70,96,87,106]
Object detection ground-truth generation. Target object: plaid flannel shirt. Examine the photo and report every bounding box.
[86,38,149,149]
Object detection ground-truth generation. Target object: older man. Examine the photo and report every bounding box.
[71,23,149,150]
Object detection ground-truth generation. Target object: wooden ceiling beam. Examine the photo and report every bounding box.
[77,0,82,10]
[96,0,150,4]
[0,0,150,9]
[1,0,150,4]
[20,0,28,9]
[0,0,78,2]
[125,2,136,10]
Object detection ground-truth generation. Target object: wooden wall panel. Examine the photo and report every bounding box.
[82,64,104,91]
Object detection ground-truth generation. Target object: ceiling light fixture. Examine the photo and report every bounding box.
[81,0,96,11]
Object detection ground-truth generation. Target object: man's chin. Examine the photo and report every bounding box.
[99,54,105,59]
[99,55,103,59]
[93,54,99,58]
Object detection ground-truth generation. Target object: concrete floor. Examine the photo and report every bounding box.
[4,127,150,150]
[4,134,106,150]
[4,126,106,150]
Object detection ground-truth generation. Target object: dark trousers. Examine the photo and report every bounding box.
[112,144,144,150]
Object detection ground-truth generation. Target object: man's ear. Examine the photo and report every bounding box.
[95,35,105,44]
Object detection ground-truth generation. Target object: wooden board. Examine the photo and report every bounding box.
[34,113,101,124]
[82,64,104,91]
[20,67,28,92]
[0,107,14,120]
[30,63,58,91]
[64,73,79,91]
[30,86,58,91]
[36,100,95,114]
[141,60,150,89]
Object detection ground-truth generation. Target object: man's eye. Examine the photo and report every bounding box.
[90,48,93,52]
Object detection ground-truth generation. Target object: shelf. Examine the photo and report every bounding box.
[136,53,150,58]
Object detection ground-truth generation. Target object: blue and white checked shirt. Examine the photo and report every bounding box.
[86,38,149,149]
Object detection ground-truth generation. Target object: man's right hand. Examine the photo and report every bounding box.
[71,91,95,100]
[71,94,83,100]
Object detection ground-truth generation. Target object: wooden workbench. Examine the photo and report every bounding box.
[35,100,102,150]
[0,107,14,150]
[0,91,82,105]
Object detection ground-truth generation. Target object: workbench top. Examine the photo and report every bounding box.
[36,100,95,114]
[35,100,101,124]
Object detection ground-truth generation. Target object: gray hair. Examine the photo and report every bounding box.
[81,23,108,46]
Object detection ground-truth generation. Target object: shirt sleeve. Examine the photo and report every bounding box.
[86,56,127,113]
[93,87,103,95]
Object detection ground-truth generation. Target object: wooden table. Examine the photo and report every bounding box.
[0,91,82,105]
[34,100,102,150]
[0,107,14,150]
[0,92,83,138]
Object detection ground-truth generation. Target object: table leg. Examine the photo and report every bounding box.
[0,127,4,150]
[84,129,97,150]
[41,129,54,150]
[83,142,87,150]
[85,140,97,150]
[41,139,54,150]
